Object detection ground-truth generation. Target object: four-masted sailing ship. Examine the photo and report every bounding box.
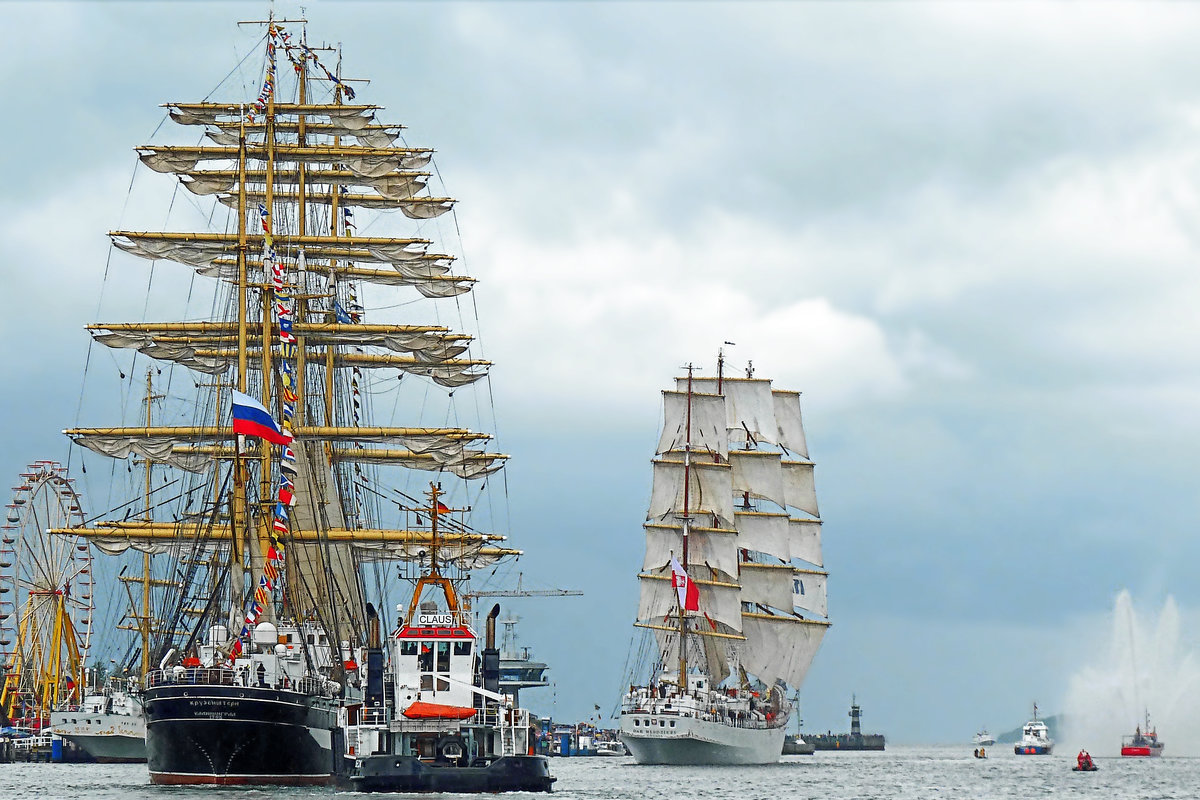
[54,16,537,786]
[620,355,830,764]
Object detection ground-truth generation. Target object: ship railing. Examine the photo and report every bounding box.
[146,668,237,687]
[623,701,782,731]
[360,706,390,726]
[292,675,338,697]
[144,668,335,697]
[12,734,53,751]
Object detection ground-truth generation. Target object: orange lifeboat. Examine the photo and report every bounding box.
[402,701,477,720]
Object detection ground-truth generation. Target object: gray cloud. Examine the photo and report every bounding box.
[7,0,1200,737]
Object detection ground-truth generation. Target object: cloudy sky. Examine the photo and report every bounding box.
[5,0,1200,743]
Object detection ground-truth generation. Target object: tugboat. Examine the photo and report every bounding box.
[1120,711,1164,757]
[337,486,554,792]
[1013,703,1053,755]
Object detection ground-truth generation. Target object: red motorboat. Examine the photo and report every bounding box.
[1120,711,1163,757]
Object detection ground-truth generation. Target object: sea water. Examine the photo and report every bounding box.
[3,748,1198,800]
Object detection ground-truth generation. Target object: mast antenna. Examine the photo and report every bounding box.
[717,342,734,394]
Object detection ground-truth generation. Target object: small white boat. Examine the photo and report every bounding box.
[973,728,995,747]
[594,740,625,756]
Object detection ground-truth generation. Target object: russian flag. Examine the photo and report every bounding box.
[231,389,291,445]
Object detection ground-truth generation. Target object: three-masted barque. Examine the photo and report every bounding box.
[54,15,544,787]
[619,354,830,764]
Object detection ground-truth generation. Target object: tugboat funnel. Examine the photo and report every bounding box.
[483,604,501,695]
[486,604,500,650]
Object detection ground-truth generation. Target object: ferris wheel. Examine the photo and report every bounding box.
[0,461,93,724]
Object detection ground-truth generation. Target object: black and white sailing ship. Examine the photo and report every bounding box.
[56,13,532,786]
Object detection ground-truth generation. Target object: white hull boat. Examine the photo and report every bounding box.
[51,685,146,763]
[620,710,784,765]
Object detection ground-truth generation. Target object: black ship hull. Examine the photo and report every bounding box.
[144,683,338,785]
[342,754,555,793]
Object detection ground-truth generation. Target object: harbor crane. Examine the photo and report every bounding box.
[465,572,583,600]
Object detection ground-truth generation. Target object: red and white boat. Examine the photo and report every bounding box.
[1120,711,1163,757]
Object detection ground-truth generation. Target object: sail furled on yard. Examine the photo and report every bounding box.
[636,371,829,691]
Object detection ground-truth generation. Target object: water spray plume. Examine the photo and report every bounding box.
[1062,590,1200,756]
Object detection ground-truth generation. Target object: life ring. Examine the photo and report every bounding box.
[436,733,467,763]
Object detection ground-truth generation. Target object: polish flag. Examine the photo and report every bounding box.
[670,556,700,612]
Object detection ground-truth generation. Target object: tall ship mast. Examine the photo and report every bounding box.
[48,370,171,764]
[54,15,542,787]
[619,353,830,764]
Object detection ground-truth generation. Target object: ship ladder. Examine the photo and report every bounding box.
[500,718,516,756]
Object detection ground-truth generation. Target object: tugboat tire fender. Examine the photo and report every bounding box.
[436,733,467,763]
